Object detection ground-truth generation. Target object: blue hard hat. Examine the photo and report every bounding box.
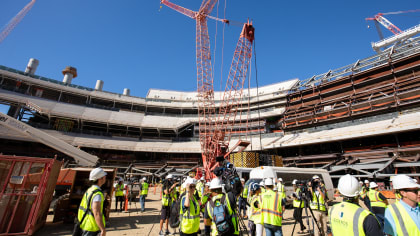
[250,183,260,192]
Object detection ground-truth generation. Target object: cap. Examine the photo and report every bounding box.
[89,167,107,181]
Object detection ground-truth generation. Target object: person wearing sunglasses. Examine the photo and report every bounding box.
[384,174,420,236]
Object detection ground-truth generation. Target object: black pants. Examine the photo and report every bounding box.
[115,196,124,210]
[82,230,100,236]
[180,232,198,236]
[293,207,305,231]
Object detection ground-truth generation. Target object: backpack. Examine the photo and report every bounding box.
[209,195,233,236]
[169,192,185,228]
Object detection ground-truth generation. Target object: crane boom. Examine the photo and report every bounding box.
[0,0,36,44]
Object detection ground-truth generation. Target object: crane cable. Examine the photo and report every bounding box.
[253,37,263,151]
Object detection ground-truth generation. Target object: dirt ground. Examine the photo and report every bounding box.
[35,188,339,236]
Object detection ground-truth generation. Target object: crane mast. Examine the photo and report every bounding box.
[0,0,36,44]
[161,0,254,179]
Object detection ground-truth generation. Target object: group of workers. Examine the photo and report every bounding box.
[114,177,149,212]
[77,167,420,236]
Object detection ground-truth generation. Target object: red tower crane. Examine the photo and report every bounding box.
[0,0,36,44]
[366,10,420,40]
[161,0,254,179]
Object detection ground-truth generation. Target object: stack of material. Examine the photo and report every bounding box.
[230,152,259,168]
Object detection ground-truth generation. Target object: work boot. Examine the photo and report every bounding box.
[165,230,173,235]
[159,230,165,236]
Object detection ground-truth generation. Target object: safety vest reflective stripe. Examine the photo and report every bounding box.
[78,186,105,232]
[141,183,148,195]
[180,195,200,234]
[388,202,420,236]
[115,184,124,196]
[368,190,386,208]
[329,202,374,236]
[260,190,283,226]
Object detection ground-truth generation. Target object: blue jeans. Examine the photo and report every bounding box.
[238,197,247,216]
[265,227,282,236]
[139,195,146,211]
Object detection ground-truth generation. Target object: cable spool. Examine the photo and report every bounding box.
[230,152,259,168]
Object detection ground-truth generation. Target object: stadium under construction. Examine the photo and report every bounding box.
[1,34,420,182]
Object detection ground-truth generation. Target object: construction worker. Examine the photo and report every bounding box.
[277,178,286,200]
[159,174,177,236]
[309,175,328,236]
[201,182,211,213]
[196,176,205,199]
[367,181,388,227]
[78,167,107,236]
[180,178,200,236]
[204,177,239,236]
[114,178,125,212]
[384,174,420,236]
[329,174,381,236]
[260,178,284,236]
[248,183,263,236]
[239,178,248,219]
[139,177,148,212]
[291,179,306,234]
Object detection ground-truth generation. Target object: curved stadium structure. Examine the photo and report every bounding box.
[1,36,420,180]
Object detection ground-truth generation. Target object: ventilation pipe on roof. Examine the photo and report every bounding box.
[25,58,39,75]
[123,88,130,96]
[95,80,104,91]
[62,66,77,84]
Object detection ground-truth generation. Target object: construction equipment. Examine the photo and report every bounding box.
[366,10,420,52]
[161,0,254,179]
[0,0,36,44]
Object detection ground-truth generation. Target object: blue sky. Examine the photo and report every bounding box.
[1,0,419,102]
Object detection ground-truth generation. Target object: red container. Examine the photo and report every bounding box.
[0,155,62,235]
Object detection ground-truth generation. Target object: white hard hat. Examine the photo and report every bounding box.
[182,182,187,189]
[338,174,360,197]
[278,178,283,182]
[240,178,245,182]
[89,167,107,181]
[264,178,274,186]
[185,177,197,186]
[312,175,320,180]
[119,177,123,182]
[392,174,420,190]
[364,180,370,184]
[142,177,147,181]
[209,178,223,190]
[200,176,205,181]
[205,182,210,187]
[414,179,418,183]
[259,181,264,186]
[166,174,173,179]
[369,182,378,189]
[292,179,298,185]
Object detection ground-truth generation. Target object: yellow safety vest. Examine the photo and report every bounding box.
[329,202,376,236]
[293,188,304,208]
[388,201,420,236]
[368,189,386,208]
[141,182,149,195]
[180,195,200,234]
[78,186,105,232]
[201,193,210,213]
[277,183,286,199]
[260,189,283,226]
[115,183,124,197]
[241,185,248,199]
[196,181,204,199]
[310,190,327,211]
[162,193,171,206]
[206,194,239,236]
[249,194,263,224]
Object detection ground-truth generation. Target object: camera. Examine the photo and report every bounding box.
[212,156,242,196]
